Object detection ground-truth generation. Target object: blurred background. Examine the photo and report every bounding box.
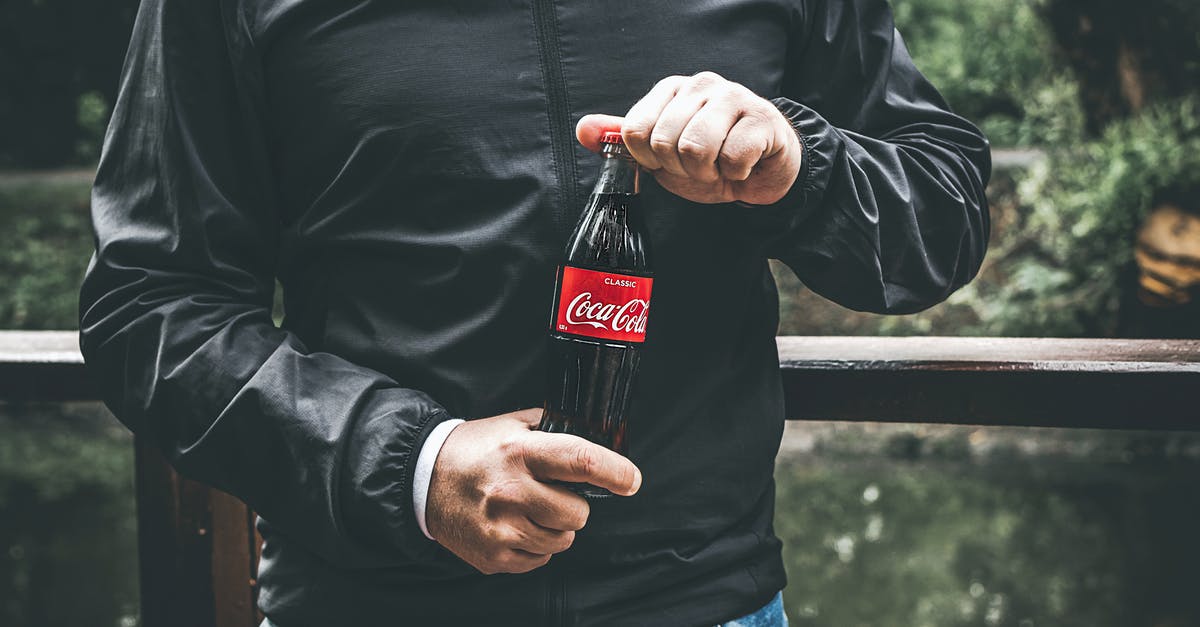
[1,0,1198,625]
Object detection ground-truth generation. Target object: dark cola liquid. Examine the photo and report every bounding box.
[541,173,651,498]
[541,333,640,455]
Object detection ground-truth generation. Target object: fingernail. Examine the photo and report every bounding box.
[628,468,642,495]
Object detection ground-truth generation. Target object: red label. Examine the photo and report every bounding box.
[553,266,653,343]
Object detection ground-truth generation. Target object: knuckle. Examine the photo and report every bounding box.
[648,133,675,154]
[571,445,599,477]
[721,139,757,164]
[498,434,526,461]
[710,90,741,109]
[481,522,504,545]
[691,71,723,88]
[676,137,712,160]
[486,480,524,506]
[622,120,653,143]
[718,146,747,166]
[657,75,686,90]
[731,81,759,102]
[502,527,526,548]
[743,107,775,127]
[555,530,576,552]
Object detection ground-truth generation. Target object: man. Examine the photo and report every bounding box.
[79,0,990,625]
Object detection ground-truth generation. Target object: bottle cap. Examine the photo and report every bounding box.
[600,131,625,145]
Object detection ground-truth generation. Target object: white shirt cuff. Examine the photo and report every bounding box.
[412,418,465,541]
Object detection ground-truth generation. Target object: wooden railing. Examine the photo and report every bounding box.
[2,331,1198,627]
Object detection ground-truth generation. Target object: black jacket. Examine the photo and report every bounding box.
[79,0,990,625]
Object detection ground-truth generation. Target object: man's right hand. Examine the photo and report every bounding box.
[425,408,642,574]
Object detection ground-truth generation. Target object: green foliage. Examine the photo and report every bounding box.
[781,0,1200,338]
[977,75,1085,149]
[0,175,285,331]
[0,0,138,167]
[777,98,1200,337]
[892,0,1083,147]
[75,92,111,164]
[0,177,94,330]
[978,97,1200,335]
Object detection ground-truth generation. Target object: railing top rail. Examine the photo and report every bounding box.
[5,331,1198,369]
[2,331,1197,429]
[0,330,86,364]
[776,336,1200,373]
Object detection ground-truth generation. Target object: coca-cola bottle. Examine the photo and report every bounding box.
[540,131,653,498]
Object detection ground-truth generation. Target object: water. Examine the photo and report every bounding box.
[775,422,1200,627]
[0,402,139,627]
[2,407,1198,627]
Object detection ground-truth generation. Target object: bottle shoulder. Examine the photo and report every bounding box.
[559,261,653,278]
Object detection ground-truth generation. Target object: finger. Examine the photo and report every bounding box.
[489,548,552,575]
[646,94,706,178]
[522,480,590,531]
[677,97,742,184]
[718,114,771,182]
[507,407,545,429]
[523,432,642,496]
[576,114,625,153]
[509,518,576,555]
[622,76,686,171]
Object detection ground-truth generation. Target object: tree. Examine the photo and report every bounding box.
[1042,0,1200,134]
[0,0,139,168]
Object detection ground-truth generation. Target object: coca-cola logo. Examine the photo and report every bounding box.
[565,292,649,334]
[554,266,654,343]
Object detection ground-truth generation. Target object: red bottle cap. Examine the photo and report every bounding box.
[600,131,625,145]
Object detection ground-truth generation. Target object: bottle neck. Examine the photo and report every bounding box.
[593,144,639,195]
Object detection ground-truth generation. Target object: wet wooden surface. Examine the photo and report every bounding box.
[774,337,1200,429]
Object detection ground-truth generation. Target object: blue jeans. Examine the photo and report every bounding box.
[719,591,788,627]
[261,591,787,626]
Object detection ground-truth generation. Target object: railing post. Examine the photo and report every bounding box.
[134,437,260,627]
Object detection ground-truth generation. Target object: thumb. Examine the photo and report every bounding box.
[576,114,625,153]
[524,433,642,496]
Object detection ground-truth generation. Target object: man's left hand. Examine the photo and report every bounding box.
[577,71,802,206]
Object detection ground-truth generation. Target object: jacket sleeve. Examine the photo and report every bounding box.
[78,0,459,572]
[756,0,991,314]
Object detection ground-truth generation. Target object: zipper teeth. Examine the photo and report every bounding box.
[558,571,569,626]
[532,0,579,240]
[532,9,575,626]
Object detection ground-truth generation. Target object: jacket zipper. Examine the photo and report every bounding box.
[532,0,580,242]
[533,2,575,624]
